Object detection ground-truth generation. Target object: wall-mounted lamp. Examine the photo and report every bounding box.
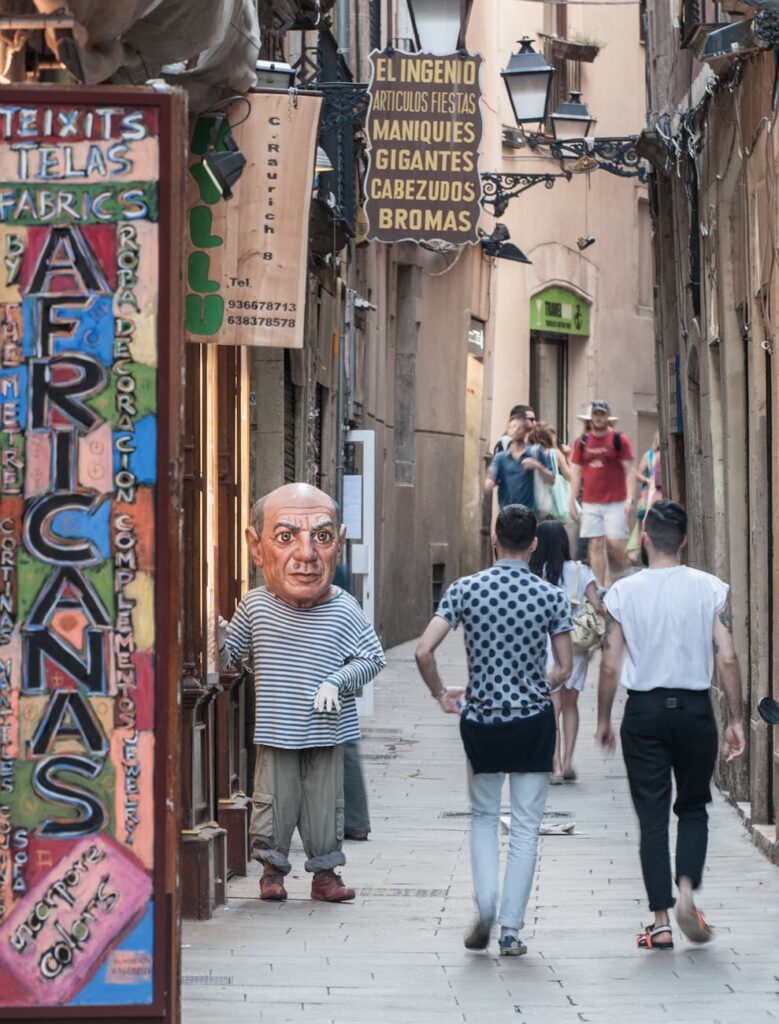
[551,91,596,141]
[480,223,532,264]
[255,59,296,89]
[201,113,246,200]
[406,0,470,54]
[501,37,554,126]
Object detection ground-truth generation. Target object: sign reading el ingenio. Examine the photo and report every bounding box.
[365,50,483,245]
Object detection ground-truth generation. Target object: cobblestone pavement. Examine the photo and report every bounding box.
[182,635,779,1024]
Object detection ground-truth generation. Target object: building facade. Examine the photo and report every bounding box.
[640,0,779,854]
[482,1,656,459]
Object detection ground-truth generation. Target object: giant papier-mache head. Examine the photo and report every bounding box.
[245,483,346,608]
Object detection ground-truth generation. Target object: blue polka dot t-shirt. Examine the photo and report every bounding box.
[436,559,573,724]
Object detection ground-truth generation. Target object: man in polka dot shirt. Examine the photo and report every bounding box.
[416,504,573,956]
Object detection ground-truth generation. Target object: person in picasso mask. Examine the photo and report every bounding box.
[218,483,385,903]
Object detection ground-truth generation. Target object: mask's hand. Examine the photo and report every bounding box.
[217,615,229,648]
[313,681,341,713]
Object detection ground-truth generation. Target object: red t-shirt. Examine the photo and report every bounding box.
[571,428,634,503]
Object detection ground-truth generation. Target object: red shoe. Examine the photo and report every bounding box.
[259,865,287,901]
[311,870,356,902]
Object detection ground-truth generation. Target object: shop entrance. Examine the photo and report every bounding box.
[529,286,591,441]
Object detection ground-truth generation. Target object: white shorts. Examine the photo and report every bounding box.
[580,501,628,540]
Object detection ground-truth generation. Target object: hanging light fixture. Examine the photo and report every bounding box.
[551,91,596,141]
[407,0,466,55]
[315,146,334,174]
[501,37,554,126]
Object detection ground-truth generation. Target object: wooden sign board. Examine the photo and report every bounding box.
[185,90,322,348]
[365,50,484,245]
[0,85,182,1021]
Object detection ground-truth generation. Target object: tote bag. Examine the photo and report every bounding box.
[532,446,554,518]
[549,449,572,523]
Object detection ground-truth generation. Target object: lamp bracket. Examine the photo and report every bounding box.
[480,171,572,215]
[549,136,648,181]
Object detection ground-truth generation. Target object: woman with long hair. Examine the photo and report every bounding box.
[529,520,605,783]
[528,421,572,523]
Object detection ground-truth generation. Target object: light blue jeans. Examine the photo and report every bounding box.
[468,769,549,931]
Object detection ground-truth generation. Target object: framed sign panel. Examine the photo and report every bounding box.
[0,85,183,1022]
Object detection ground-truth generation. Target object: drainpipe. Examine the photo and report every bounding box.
[335,276,346,513]
[336,0,351,62]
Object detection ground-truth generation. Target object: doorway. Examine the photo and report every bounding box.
[530,331,568,441]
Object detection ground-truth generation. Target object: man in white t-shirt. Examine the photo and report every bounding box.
[595,500,745,951]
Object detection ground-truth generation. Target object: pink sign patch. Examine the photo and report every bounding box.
[0,835,152,1006]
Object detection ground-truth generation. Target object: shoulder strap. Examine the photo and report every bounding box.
[570,562,582,604]
[614,430,622,453]
[578,434,588,457]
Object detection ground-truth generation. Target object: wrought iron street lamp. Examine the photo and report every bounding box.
[407,0,470,54]
[501,38,554,125]
[551,91,596,141]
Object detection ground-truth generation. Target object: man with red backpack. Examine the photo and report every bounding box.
[568,400,634,585]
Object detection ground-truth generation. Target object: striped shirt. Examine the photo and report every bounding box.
[219,586,385,748]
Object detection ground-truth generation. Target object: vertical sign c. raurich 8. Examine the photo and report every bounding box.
[365,50,483,245]
[185,90,322,349]
[0,86,181,1019]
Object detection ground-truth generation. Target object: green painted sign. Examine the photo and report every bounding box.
[530,287,590,336]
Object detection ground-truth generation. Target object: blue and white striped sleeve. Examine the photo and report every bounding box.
[326,619,386,695]
[218,598,253,670]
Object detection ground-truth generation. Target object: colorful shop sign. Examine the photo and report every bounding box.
[0,86,181,1017]
[530,286,591,336]
[185,90,322,348]
[365,49,484,245]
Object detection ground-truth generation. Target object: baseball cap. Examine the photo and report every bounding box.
[591,399,610,413]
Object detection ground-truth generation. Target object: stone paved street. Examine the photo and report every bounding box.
[182,635,779,1024]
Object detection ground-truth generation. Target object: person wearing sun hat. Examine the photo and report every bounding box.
[568,400,635,586]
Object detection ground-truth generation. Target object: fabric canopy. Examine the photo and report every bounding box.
[1,0,261,110]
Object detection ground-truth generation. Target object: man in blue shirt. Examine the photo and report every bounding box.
[484,405,553,511]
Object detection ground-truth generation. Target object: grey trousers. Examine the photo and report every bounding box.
[250,744,346,875]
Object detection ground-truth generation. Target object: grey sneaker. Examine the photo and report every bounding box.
[498,936,528,957]
[464,919,493,950]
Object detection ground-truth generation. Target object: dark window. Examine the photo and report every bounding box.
[432,563,446,613]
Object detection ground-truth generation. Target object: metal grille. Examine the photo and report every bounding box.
[284,350,297,483]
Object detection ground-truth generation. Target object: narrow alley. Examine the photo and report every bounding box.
[181,635,779,1024]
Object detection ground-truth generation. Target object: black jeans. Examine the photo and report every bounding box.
[620,688,718,912]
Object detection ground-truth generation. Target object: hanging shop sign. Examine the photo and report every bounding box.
[186,90,322,348]
[365,50,484,245]
[0,85,181,1019]
[530,286,591,336]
